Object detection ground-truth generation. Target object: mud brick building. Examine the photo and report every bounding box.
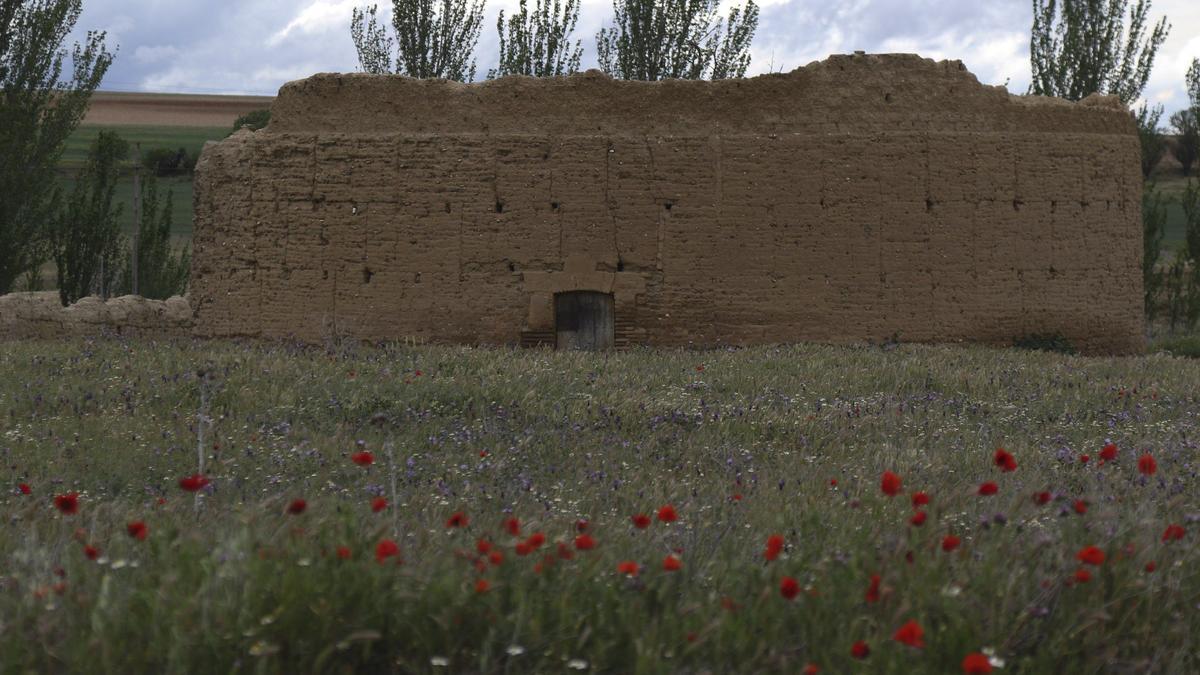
[191,53,1143,353]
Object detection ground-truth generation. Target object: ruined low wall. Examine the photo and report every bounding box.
[0,292,192,340]
[192,53,1144,354]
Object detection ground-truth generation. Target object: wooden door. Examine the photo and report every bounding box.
[555,291,615,351]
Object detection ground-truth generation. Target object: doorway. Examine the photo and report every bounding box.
[555,291,615,351]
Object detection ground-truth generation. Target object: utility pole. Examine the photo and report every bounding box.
[132,142,142,296]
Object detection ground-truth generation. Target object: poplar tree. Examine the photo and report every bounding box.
[1028,0,1169,103]
[0,0,113,293]
[53,130,126,305]
[350,0,484,81]
[490,0,582,78]
[595,0,759,81]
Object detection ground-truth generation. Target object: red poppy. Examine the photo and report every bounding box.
[962,653,993,674]
[53,492,79,515]
[864,574,881,603]
[1138,453,1157,475]
[1100,443,1118,461]
[287,499,307,515]
[575,519,589,532]
[1073,568,1092,584]
[557,542,575,560]
[446,511,468,528]
[993,448,1017,472]
[764,534,784,561]
[504,517,521,536]
[476,538,492,554]
[1144,561,1157,573]
[525,532,545,549]
[803,665,820,675]
[662,555,682,571]
[515,542,532,556]
[910,510,928,527]
[977,482,998,496]
[375,538,400,563]
[631,513,651,529]
[778,576,802,600]
[911,491,930,508]
[617,560,639,576]
[1076,546,1105,566]
[488,550,504,566]
[657,504,678,522]
[351,451,374,466]
[179,474,209,492]
[475,578,491,594]
[1079,454,1090,464]
[881,471,902,497]
[1073,500,1088,514]
[1162,524,1186,542]
[83,544,100,560]
[371,496,388,512]
[695,365,704,372]
[126,521,148,541]
[893,620,925,649]
[336,546,352,559]
[1034,491,1052,505]
[942,535,961,552]
[574,534,596,550]
[851,641,870,659]
[18,483,31,495]
[829,478,838,487]
[731,493,743,501]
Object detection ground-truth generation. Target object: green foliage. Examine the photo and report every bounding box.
[140,146,195,176]
[1029,0,1169,103]
[490,0,582,78]
[1143,183,1167,319]
[121,174,189,299]
[1,340,1199,672]
[595,0,759,81]
[1170,108,1198,177]
[1187,58,1199,109]
[52,129,127,305]
[231,108,271,133]
[350,0,484,80]
[1012,332,1078,354]
[1136,103,1167,178]
[1158,181,1200,331]
[1153,332,1200,357]
[0,0,113,294]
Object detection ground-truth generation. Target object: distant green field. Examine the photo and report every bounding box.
[56,173,195,243]
[61,124,229,170]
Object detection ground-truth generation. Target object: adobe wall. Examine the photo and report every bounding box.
[191,53,1144,354]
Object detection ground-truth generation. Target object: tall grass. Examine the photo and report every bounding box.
[0,339,1196,673]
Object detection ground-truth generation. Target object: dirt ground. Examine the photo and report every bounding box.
[84,92,275,127]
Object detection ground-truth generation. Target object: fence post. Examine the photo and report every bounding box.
[132,142,142,296]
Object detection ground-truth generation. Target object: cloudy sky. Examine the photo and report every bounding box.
[73,0,1199,115]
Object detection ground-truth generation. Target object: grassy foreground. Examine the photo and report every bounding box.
[0,339,1197,673]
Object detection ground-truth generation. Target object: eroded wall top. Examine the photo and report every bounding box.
[266,53,1134,136]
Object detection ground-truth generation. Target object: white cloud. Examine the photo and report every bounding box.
[269,0,360,46]
[133,45,180,64]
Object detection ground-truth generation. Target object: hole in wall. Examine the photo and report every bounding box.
[444,202,452,213]
[413,272,421,283]
[362,267,374,284]
[1050,200,1057,213]
[617,258,625,272]
[507,261,516,272]
[1012,199,1023,211]
[884,92,892,103]
[322,270,329,280]
[495,200,505,213]
[664,202,673,211]
[551,201,560,211]
[925,198,934,212]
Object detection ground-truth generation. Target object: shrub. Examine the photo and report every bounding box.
[1013,333,1078,355]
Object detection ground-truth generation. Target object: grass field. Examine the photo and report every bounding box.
[0,339,1197,673]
